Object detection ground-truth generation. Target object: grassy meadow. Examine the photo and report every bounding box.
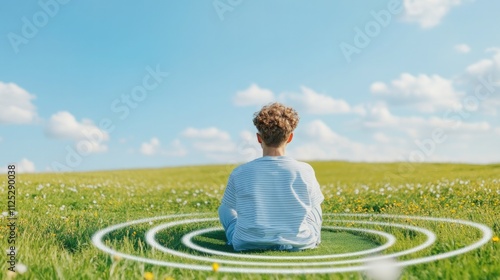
[1,161,499,279]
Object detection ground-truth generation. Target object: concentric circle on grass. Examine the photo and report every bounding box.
[145,218,435,267]
[182,225,397,259]
[91,213,493,274]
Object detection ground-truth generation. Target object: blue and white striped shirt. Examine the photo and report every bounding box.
[221,156,324,251]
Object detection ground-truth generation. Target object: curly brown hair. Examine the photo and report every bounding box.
[252,102,300,147]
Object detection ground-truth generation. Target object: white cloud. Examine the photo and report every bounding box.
[182,127,231,141]
[17,158,36,173]
[402,0,462,28]
[289,120,405,162]
[140,137,187,157]
[454,44,471,54]
[234,84,365,115]
[180,127,261,163]
[373,132,391,143]
[371,73,463,113]
[370,82,388,93]
[140,137,161,155]
[45,111,109,153]
[460,49,500,115]
[1,158,36,174]
[0,82,38,124]
[240,130,255,142]
[362,103,491,138]
[284,86,352,114]
[288,118,500,164]
[466,59,494,76]
[193,141,236,153]
[465,49,500,78]
[238,130,262,160]
[182,127,235,154]
[233,84,275,107]
[233,84,365,115]
[301,119,344,143]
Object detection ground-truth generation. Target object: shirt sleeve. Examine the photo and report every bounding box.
[221,173,237,209]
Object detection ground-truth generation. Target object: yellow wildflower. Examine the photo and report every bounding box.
[212,262,220,272]
[144,272,154,280]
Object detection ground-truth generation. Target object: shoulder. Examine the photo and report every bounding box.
[229,157,262,177]
[292,159,315,173]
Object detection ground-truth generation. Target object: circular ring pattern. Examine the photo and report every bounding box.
[182,225,397,259]
[146,218,435,267]
[91,213,493,274]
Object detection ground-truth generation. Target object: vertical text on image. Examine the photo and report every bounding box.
[6,165,17,273]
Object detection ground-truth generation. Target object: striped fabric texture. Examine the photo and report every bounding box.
[221,155,324,251]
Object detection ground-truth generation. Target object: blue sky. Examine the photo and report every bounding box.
[1,0,500,172]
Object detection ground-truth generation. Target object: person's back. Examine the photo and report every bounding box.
[218,102,324,251]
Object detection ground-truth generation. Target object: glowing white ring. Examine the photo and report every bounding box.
[146,218,434,267]
[91,213,493,274]
[182,225,396,260]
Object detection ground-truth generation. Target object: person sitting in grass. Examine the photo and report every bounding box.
[218,102,324,251]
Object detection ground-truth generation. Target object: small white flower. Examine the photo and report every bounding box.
[365,257,401,280]
[16,263,28,274]
[5,248,16,254]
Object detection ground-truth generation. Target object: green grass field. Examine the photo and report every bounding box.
[2,161,499,279]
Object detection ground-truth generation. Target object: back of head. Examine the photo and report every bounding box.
[253,102,299,147]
